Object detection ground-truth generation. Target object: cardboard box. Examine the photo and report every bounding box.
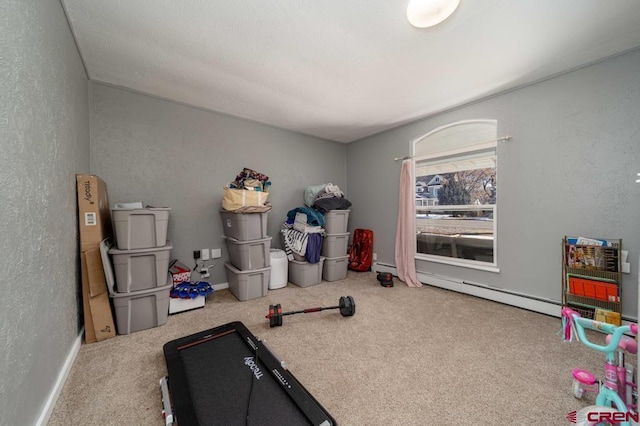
[77,174,116,343]
[77,175,113,252]
[169,259,192,285]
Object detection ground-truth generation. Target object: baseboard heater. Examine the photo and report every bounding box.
[373,262,637,323]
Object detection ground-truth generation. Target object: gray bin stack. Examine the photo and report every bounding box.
[221,210,271,301]
[108,207,172,334]
[321,210,350,281]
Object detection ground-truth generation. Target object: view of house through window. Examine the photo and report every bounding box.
[413,120,498,269]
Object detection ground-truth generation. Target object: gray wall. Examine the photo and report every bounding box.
[347,49,640,318]
[0,1,90,425]
[90,83,347,285]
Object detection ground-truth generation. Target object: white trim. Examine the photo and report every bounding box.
[415,254,500,272]
[413,119,499,272]
[374,263,558,316]
[374,262,638,324]
[411,119,498,152]
[419,271,559,316]
[413,140,497,162]
[212,282,229,291]
[36,327,84,426]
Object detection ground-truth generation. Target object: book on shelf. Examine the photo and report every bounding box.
[566,236,619,248]
[594,308,621,326]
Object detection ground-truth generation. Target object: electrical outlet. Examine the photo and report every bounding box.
[201,248,210,261]
[211,248,222,259]
[200,267,210,278]
[373,252,378,262]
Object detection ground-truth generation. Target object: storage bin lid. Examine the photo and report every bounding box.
[288,257,325,266]
[109,281,173,299]
[270,249,286,259]
[111,207,171,213]
[224,262,271,274]
[324,232,350,237]
[323,254,350,261]
[222,235,272,245]
[111,206,171,211]
[108,241,173,255]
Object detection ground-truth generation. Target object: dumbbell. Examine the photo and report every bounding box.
[266,296,356,327]
[377,272,394,287]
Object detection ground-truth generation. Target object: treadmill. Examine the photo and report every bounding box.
[161,321,336,425]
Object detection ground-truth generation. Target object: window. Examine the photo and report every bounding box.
[413,120,498,271]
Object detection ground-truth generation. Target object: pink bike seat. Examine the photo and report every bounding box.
[605,334,638,354]
[572,369,597,385]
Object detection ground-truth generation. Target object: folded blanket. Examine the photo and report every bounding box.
[286,206,325,227]
[313,197,351,213]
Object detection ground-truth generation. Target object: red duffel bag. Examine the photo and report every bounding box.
[348,229,374,272]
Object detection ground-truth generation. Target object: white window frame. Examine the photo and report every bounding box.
[413,119,499,273]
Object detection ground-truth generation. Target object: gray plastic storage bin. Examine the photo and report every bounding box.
[220,210,268,241]
[110,282,172,334]
[322,255,349,282]
[321,232,349,258]
[112,207,170,250]
[225,262,270,301]
[224,236,272,271]
[288,258,325,288]
[324,210,350,234]
[109,242,172,293]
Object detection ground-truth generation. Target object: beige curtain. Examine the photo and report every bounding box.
[394,159,422,287]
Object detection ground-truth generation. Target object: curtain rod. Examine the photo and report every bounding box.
[393,135,512,161]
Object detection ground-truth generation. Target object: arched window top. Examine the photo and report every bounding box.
[413,119,497,159]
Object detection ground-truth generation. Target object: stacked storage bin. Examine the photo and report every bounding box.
[108,207,173,334]
[321,210,350,281]
[221,210,271,301]
[286,212,325,287]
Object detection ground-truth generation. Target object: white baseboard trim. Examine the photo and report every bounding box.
[36,327,84,426]
[374,262,638,323]
[374,262,561,317]
[212,282,229,291]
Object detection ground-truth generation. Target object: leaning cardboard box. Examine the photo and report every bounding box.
[77,174,116,343]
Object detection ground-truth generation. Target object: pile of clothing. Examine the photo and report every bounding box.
[304,183,351,213]
[229,167,271,193]
[222,167,272,213]
[280,183,351,263]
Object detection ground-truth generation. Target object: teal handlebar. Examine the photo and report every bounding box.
[571,315,632,354]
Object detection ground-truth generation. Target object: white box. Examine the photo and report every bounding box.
[169,296,206,314]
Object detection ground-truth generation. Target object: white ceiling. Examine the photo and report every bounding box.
[62,0,640,143]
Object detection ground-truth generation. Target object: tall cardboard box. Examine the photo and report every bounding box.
[77,174,116,343]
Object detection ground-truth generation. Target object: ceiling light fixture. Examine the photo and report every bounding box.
[407,0,460,28]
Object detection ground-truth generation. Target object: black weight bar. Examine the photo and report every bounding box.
[266,296,356,327]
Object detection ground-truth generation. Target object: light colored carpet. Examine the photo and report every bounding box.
[48,271,621,425]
